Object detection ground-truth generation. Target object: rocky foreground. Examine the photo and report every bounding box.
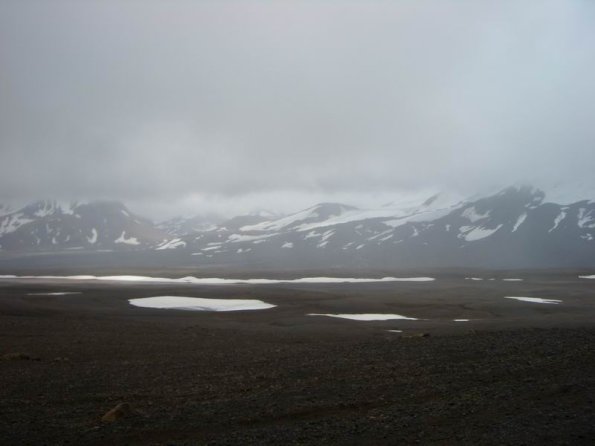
[0,277,594,445]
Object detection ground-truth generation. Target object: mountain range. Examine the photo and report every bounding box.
[1,185,594,269]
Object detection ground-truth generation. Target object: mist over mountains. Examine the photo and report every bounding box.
[1,185,594,269]
[3,1,595,220]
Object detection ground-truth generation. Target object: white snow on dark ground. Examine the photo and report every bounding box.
[308,313,419,321]
[129,296,275,311]
[114,231,140,245]
[512,213,527,232]
[461,224,503,242]
[239,194,463,234]
[579,275,595,279]
[504,296,562,304]
[156,238,186,250]
[0,275,435,284]
[27,292,82,296]
[453,319,470,322]
[87,228,98,244]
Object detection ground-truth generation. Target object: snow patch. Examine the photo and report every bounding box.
[114,231,140,245]
[201,245,221,251]
[87,228,98,244]
[0,275,436,284]
[578,208,595,228]
[157,238,186,250]
[549,211,566,232]
[239,205,346,232]
[129,296,275,311]
[461,224,502,242]
[504,296,561,304]
[227,233,277,243]
[0,213,34,235]
[308,313,419,321]
[461,206,490,223]
[367,229,392,241]
[512,213,527,232]
[27,292,82,296]
[321,230,335,241]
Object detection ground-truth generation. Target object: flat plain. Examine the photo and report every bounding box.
[1,269,594,445]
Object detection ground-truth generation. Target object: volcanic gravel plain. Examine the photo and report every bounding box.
[1,268,595,445]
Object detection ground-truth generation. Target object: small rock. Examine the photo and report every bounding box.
[404,333,431,338]
[101,402,133,422]
[2,352,39,361]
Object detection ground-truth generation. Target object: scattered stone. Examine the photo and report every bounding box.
[2,352,40,361]
[101,402,133,422]
[404,333,431,338]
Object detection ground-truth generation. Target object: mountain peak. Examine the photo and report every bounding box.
[308,202,358,218]
[496,185,545,204]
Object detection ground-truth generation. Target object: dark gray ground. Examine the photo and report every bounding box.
[1,270,594,445]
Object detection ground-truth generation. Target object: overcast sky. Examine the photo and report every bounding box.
[1,0,595,218]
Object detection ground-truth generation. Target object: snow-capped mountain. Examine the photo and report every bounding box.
[0,200,167,251]
[1,186,595,268]
[157,210,279,237]
[153,186,595,268]
[157,215,222,237]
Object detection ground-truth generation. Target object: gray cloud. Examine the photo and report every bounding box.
[1,0,595,218]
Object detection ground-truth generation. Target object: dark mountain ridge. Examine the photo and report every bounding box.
[1,186,594,269]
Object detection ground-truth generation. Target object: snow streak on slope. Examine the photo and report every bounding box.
[114,232,140,245]
[0,213,34,235]
[549,211,566,232]
[241,193,465,233]
[461,224,503,242]
[156,238,186,250]
[87,229,98,244]
[512,213,527,232]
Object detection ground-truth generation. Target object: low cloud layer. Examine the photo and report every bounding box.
[1,1,595,218]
